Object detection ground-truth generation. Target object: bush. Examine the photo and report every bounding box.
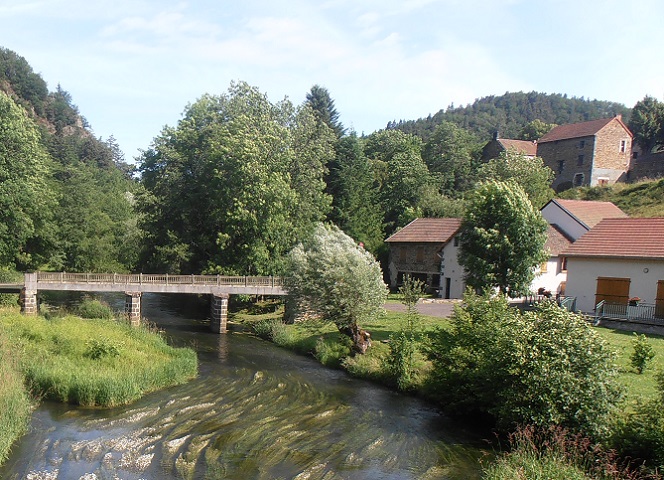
[85,338,123,359]
[426,291,621,436]
[76,298,115,319]
[631,333,656,374]
[314,336,351,367]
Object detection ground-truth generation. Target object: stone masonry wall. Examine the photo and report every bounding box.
[388,242,443,289]
[538,135,595,191]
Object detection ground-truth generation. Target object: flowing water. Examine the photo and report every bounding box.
[0,294,483,480]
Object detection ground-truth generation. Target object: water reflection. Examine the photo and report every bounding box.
[0,293,482,479]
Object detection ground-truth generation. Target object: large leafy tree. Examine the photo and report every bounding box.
[284,223,387,354]
[519,119,557,141]
[629,95,664,154]
[459,180,548,296]
[138,82,334,275]
[422,121,481,196]
[0,91,56,269]
[476,149,555,209]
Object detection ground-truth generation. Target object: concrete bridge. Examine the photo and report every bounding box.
[1,272,285,333]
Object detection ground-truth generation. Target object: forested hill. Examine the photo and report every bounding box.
[388,91,631,142]
[0,47,139,274]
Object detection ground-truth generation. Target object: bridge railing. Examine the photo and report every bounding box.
[35,272,284,288]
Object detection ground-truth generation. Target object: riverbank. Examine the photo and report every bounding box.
[0,305,198,465]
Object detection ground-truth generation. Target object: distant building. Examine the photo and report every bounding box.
[537,116,633,191]
[481,133,537,162]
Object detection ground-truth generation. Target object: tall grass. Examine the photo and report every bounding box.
[0,308,198,408]
[0,332,32,465]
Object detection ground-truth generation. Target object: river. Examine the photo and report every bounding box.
[0,293,483,479]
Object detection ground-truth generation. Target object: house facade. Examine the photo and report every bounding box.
[384,218,463,297]
[537,116,633,191]
[540,198,628,241]
[481,134,538,162]
[562,218,664,314]
[532,224,573,296]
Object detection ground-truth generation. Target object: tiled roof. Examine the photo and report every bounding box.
[538,117,618,143]
[385,218,462,243]
[545,224,573,256]
[498,139,537,156]
[551,199,628,229]
[562,218,664,259]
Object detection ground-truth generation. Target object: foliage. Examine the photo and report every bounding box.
[389,91,630,143]
[314,336,352,368]
[0,310,197,407]
[0,331,32,466]
[629,95,664,153]
[0,47,49,116]
[327,133,384,252]
[284,223,387,354]
[415,185,467,218]
[426,292,621,436]
[138,81,334,275]
[422,121,482,196]
[484,425,652,480]
[631,333,656,374]
[0,91,57,270]
[386,275,424,390]
[76,297,115,320]
[305,84,345,137]
[459,180,548,296]
[519,119,557,141]
[476,149,555,208]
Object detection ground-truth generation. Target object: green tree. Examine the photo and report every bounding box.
[629,95,664,153]
[327,133,384,252]
[459,180,548,296]
[306,84,345,137]
[476,149,555,208]
[519,119,557,141]
[426,292,621,436]
[284,223,387,354]
[138,82,332,275]
[0,91,56,269]
[422,121,481,196]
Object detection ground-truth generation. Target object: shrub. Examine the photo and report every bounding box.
[426,291,621,436]
[85,338,123,360]
[76,298,115,319]
[314,336,351,368]
[631,333,656,374]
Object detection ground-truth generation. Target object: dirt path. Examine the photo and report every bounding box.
[384,300,458,318]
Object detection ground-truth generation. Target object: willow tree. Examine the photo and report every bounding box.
[138,82,335,275]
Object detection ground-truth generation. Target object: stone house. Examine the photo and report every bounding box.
[481,133,538,162]
[384,218,463,297]
[562,218,664,315]
[537,116,633,191]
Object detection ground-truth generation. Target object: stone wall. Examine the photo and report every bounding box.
[387,242,443,291]
[628,151,664,181]
[538,135,595,191]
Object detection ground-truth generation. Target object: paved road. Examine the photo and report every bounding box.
[384,300,458,318]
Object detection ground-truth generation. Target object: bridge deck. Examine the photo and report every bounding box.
[23,272,286,296]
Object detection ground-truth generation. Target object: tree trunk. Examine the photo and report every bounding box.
[339,323,372,354]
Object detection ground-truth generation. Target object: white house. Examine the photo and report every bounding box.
[531,224,573,296]
[563,217,664,314]
[540,198,628,241]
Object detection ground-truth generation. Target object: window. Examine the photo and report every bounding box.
[579,140,585,148]
[598,178,609,186]
[399,247,407,262]
[633,151,639,159]
[540,261,548,273]
[416,246,424,263]
[558,160,565,174]
[573,173,585,187]
[453,236,459,247]
[560,257,568,272]
[620,140,627,153]
[577,154,584,165]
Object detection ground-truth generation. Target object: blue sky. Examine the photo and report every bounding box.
[1,0,662,161]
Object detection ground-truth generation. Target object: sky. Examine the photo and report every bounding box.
[1,0,663,161]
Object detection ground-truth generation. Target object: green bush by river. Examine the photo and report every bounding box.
[0,305,198,465]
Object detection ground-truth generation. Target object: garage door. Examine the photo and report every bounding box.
[595,277,630,306]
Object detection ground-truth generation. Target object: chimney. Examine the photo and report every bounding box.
[493,131,500,141]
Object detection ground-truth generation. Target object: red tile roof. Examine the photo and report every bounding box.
[545,224,573,256]
[385,218,462,243]
[498,139,537,156]
[563,218,664,259]
[550,199,628,229]
[538,117,624,143]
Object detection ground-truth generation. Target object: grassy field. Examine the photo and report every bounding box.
[0,305,198,466]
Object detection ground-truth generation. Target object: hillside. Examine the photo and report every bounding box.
[389,91,631,142]
[557,178,664,218]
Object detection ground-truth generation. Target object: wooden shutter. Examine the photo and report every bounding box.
[595,277,631,306]
[656,280,664,319]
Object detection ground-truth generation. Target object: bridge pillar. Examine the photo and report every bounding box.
[125,292,142,327]
[20,288,38,315]
[210,294,229,333]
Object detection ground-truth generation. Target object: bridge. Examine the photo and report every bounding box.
[1,272,286,333]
